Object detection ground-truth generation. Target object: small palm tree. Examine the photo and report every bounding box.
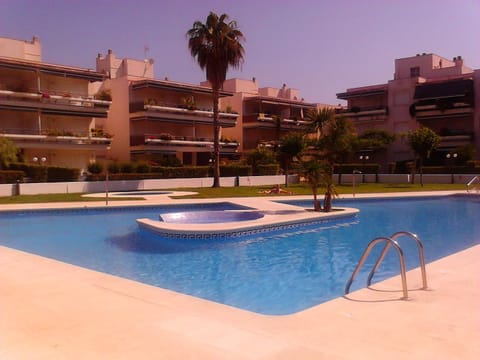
[306,107,334,140]
[301,159,323,211]
[187,12,245,187]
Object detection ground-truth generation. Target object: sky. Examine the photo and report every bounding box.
[0,0,479,105]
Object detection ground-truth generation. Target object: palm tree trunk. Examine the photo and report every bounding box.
[212,88,220,187]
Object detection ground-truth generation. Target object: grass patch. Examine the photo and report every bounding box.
[0,193,143,204]
[171,183,467,199]
[0,183,467,204]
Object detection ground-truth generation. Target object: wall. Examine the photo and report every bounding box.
[0,175,293,196]
[0,36,41,61]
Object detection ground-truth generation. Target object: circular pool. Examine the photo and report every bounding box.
[159,210,264,224]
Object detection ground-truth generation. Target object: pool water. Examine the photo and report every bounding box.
[0,195,479,315]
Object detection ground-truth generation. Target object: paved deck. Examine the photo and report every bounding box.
[1,191,479,359]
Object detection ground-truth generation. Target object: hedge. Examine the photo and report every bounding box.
[0,170,25,184]
[254,163,278,175]
[9,163,79,182]
[86,164,255,181]
[422,166,480,174]
[334,163,381,174]
[46,166,80,182]
[219,164,252,177]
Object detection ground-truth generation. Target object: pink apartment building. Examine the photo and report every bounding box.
[0,36,112,173]
[96,51,319,166]
[95,49,240,166]
[337,53,479,168]
[218,78,317,152]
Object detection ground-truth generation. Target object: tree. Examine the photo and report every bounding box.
[278,132,306,187]
[305,107,334,140]
[0,138,18,169]
[300,159,323,211]
[187,12,245,187]
[312,111,356,211]
[407,127,441,187]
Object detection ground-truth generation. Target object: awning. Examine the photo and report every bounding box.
[414,79,473,100]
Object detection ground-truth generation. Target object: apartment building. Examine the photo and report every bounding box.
[219,78,317,152]
[337,53,479,167]
[0,36,111,172]
[96,50,239,166]
[0,35,322,172]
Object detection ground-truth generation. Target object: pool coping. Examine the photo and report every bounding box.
[1,190,479,359]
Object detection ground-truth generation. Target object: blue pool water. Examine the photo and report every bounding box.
[0,195,479,315]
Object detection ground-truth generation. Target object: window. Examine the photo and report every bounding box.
[410,67,420,77]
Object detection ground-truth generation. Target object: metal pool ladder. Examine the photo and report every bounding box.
[467,176,479,193]
[345,231,428,300]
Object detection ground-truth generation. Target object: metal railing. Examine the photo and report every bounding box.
[345,231,427,300]
[467,176,479,193]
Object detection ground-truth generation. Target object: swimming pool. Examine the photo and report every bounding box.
[0,195,478,315]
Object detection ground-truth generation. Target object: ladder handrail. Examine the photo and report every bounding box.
[367,231,427,290]
[345,237,408,299]
[467,176,479,192]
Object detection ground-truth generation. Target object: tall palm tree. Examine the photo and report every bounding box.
[187,12,245,187]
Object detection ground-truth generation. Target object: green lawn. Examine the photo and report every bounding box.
[0,183,467,204]
[172,183,467,199]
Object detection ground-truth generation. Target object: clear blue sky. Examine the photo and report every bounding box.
[1,0,479,104]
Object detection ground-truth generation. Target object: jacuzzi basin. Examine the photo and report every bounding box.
[159,210,264,224]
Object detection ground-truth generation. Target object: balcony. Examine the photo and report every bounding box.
[244,114,311,129]
[412,101,474,120]
[0,128,112,150]
[131,133,239,154]
[336,106,388,122]
[0,89,111,117]
[130,103,238,127]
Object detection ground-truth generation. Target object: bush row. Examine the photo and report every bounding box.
[0,170,25,184]
[422,166,480,174]
[334,163,381,174]
[8,163,80,182]
[87,164,255,181]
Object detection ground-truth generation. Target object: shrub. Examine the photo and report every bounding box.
[107,162,120,174]
[219,164,252,177]
[334,163,381,174]
[119,162,135,173]
[135,162,151,173]
[9,163,48,182]
[0,170,24,184]
[87,162,103,174]
[255,164,279,175]
[46,166,80,182]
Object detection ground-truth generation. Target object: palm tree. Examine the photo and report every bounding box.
[306,107,334,140]
[187,12,245,187]
[301,159,323,211]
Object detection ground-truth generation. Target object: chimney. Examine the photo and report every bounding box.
[454,56,464,67]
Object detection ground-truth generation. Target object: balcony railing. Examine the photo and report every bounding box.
[0,128,112,146]
[252,114,311,127]
[337,105,388,117]
[144,104,238,118]
[0,89,111,116]
[134,134,239,151]
[413,102,474,119]
[0,89,111,107]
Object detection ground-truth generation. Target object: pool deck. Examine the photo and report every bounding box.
[1,191,479,359]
